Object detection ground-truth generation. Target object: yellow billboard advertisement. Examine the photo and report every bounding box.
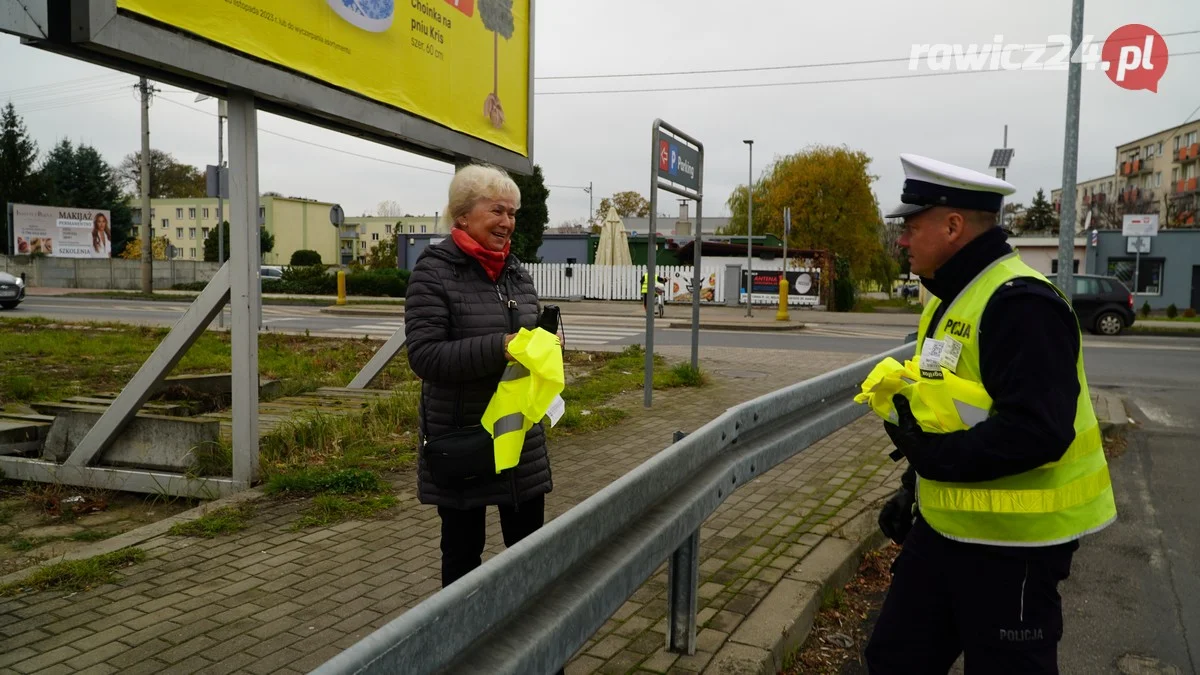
[116,0,529,156]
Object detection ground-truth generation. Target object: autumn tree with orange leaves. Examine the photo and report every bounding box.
[724,145,895,290]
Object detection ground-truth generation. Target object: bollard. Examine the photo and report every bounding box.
[336,270,347,305]
[776,276,790,321]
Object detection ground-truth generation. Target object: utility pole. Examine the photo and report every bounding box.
[1056,0,1085,301]
[139,77,153,296]
[217,99,227,327]
[743,139,754,317]
[587,181,593,225]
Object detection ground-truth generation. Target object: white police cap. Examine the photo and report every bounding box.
[886,153,1017,219]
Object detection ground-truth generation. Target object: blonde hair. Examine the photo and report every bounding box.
[440,164,521,230]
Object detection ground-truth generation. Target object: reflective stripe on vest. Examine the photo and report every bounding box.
[913,252,1117,546]
[641,273,648,294]
[481,328,566,474]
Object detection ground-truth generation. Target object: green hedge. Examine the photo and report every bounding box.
[174,266,410,297]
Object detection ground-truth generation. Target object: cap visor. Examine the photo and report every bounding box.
[885,203,932,219]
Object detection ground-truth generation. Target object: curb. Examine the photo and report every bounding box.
[703,500,888,675]
[0,487,264,588]
[1093,390,1132,437]
[319,306,405,317]
[666,321,806,332]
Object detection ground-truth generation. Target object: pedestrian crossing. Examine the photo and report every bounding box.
[316,320,644,346]
[799,324,915,340]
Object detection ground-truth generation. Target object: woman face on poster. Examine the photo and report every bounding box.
[92,213,110,252]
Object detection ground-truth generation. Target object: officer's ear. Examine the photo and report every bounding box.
[944,211,968,243]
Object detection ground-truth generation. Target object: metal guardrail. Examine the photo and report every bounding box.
[315,342,914,675]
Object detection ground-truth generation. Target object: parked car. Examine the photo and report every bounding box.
[0,271,25,310]
[1071,274,1135,336]
[260,265,284,279]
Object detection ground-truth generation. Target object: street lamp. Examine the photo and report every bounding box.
[197,93,228,327]
[743,139,754,317]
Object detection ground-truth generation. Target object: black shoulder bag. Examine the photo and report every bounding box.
[421,273,521,489]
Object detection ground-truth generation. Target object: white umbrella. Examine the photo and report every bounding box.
[597,206,632,266]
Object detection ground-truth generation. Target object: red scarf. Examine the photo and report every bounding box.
[451,228,509,282]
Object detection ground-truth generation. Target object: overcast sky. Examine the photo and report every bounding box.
[2,1,1198,227]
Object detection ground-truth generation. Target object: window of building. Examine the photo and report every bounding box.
[1157,141,1164,155]
[132,227,139,237]
[410,225,416,233]
[176,227,183,239]
[1155,172,1162,187]
[1187,164,1198,180]
[150,208,156,218]
[258,206,266,221]
[176,208,183,219]
[203,207,210,219]
[1189,131,1198,146]
[1144,144,1154,158]
[188,208,196,219]
[161,218,169,228]
[1176,136,1182,152]
[189,248,196,259]
[385,224,392,234]
[150,228,156,237]
[1054,259,1081,275]
[360,240,366,250]
[188,228,196,239]
[1107,258,1164,295]
[372,233,379,241]
[202,227,210,238]
[1174,167,1181,183]
[420,225,427,233]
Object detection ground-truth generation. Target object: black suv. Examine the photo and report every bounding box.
[1071,274,1135,336]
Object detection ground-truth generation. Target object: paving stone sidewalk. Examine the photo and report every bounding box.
[0,346,901,674]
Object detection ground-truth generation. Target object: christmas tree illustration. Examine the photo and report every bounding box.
[478,0,514,128]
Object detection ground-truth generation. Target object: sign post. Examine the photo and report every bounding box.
[1122,214,1159,298]
[648,120,704,408]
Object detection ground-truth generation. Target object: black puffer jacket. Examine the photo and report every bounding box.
[405,237,551,509]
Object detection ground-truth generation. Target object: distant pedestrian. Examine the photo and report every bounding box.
[864,154,1116,674]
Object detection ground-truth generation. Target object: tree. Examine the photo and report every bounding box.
[366,233,398,269]
[478,0,515,128]
[1022,189,1060,233]
[724,145,887,281]
[116,149,206,199]
[376,200,405,217]
[0,103,40,254]
[597,191,651,218]
[119,235,171,261]
[202,221,276,262]
[509,165,549,262]
[37,139,134,256]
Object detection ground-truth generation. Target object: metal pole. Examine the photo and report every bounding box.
[1055,0,1085,301]
[227,91,260,485]
[666,529,700,655]
[997,126,1007,230]
[588,181,593,225]
[139,77,152,296]
[744,140,754,317]
[645,124,658,408]
[1133,244,1141,302]
[690,190,702,371]
[217,101,226,329]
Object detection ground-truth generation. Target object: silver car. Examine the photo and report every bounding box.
[0,271,25,310]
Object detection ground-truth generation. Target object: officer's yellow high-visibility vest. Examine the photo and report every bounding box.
[641,273,649,294]
[911,252,1116,546]
[480,328,565,473]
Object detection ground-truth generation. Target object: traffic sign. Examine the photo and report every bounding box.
[1122,214,1159,237]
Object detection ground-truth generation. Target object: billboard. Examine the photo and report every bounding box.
[116,0,530,157]
[10,204,112,258]
[740,270,821,306]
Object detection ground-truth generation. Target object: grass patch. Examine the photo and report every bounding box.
[0,548,146,595]
[0,501,18,525]
[168,503,256,538]
[0,319,418,405]
[265,467,387,496]
[1128,324,1200,336]
[820,586,847,611]
[853,297,923,314]
[292,494,398,529]
[8,538,35,552]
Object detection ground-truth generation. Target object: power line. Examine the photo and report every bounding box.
[0,74,129,98]
[154,95,455,175]
[536,29,1200,81]
[537,49,1200,96]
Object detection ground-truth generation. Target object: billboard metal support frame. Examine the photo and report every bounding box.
[646,120,704,409]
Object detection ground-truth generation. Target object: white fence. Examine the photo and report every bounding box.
[523,264,727,303]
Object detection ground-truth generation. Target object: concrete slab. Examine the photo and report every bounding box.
[726,578,822,671]
[41,409,219,472]
[705,642,773,675]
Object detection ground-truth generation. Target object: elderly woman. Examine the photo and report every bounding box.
[405,164,553,588]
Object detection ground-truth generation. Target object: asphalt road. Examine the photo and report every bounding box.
[1060,345,1200,675]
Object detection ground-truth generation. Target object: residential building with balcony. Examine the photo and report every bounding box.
[1051,175,1116,232]
[339,215,443,264]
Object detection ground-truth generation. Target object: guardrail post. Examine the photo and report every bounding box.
[666,430,699,655]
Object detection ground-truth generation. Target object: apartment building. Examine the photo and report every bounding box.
[1051,175,1117,232]
[339,215,443,264]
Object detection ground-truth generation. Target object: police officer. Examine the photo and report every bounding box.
[865,154,1117,674]
[641,272,667,309]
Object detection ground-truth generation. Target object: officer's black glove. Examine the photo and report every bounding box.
[878,486,916,544]
[884,395,938,473]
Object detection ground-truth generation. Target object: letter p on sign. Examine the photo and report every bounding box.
[1103,24,1168,92]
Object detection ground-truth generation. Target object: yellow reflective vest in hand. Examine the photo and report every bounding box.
[481,328,565,474]
[858,253,1116,546]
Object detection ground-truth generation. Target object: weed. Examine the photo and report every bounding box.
[8,537,35,552]
[821,586,846,611]
[265,467,386,497]
[2,375,36,401]
[0,548,146,595]
[659,362,708,388]
[189,441,234,477]
[292,494,398,529]
[0,501,18,526]
[167,503,256,538]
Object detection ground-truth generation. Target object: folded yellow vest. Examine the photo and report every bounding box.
[854,357,993,433]
[481,328,565,473]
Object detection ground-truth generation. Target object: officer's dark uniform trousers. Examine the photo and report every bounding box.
[865,228,1082,674]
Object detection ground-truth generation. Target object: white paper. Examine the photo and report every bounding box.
[545,395,566,427]
[940,336,963,372]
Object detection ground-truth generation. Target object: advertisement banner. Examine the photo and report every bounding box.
[665,269,718,304]
[116,0,530,156]
[11,204,112,258]
[740,270,821,306]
